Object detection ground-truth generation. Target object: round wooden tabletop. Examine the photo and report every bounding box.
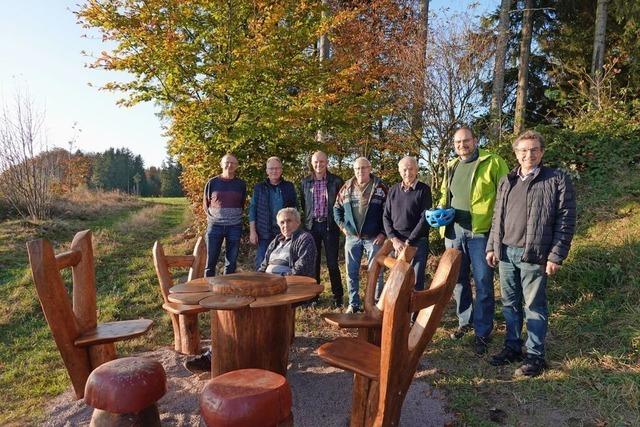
[168,273,323,309]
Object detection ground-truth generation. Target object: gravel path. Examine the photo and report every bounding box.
[44,336,453,426]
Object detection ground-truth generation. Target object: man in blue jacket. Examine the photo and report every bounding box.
[334,157,388,313]
[248,157,297,269]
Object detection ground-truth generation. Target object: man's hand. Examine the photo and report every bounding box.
[391,237,406,253]
[486,251,498,268]
[546,261,560,276]
[373,233,386,246]
[249,229,258,246]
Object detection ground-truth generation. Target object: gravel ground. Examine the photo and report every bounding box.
[43,336,453,426]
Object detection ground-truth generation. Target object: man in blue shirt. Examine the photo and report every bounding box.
[248,157,297,269]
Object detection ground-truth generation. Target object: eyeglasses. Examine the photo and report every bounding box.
[516,147,541,154]
[354,166,371,170]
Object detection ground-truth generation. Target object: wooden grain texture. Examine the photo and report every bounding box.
[199,295,255,310]
[74,319,153,347]
[249,285,322,308]
[27,238,92,399]
[322,313,382,329]
[208,272,287,297]
[162,301,208,315]
[169,281,210,293]
[153,238,207,354]
[317,337,380,380]
[211,305,293,377]
[167,291,214,305]
[317,248,462,427]
[55,250,81,270]
[70,230,97,335]
[284,275,318,286]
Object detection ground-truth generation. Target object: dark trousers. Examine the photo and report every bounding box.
[310,220,343,304]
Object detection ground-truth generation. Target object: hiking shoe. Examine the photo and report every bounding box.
[345,305,360,314]
[514,356,547,377]
[184,349,211,373]
[489,347,523,366]
[450,324,473,340]
[474,336,489,356]
[333,299,344,309]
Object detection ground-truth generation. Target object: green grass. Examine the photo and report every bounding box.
[0,196,192,424]
[2,175,639,424]
[421,172,640,426]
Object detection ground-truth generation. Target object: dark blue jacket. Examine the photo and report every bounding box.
[333,175,388,239]
[252,179,297,239]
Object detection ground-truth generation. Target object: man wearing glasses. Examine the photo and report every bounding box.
[439,126,508,355]
[334,157,388,313]
[248,157,298,269]
[486,130,576,377]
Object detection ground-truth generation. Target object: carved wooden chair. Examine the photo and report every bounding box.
[152,237,208,355]
[26,230,153,399]
[318,248,461,426]
[322,239,416,344]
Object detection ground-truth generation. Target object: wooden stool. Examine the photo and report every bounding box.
[200,368,293,427]
[84,357,167,427]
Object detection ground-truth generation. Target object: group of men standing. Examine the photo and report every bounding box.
[202,127,576,378]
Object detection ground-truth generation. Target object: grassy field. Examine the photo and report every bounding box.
[1,178,639,425]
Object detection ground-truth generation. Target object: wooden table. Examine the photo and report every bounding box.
[168,272,322,377]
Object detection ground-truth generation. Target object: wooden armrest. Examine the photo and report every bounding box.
[74,319,153,347]
[323,313,382,329]
[409,288,442,313]
[166,255,195,268]
[55,250,82,270]
[317,337,380,380]
[162,302,208,315]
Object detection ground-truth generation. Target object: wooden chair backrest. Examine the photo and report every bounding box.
[152,237,206,302]
[362,239,417,319]
[26,229,97,397]
[375,248,461,425]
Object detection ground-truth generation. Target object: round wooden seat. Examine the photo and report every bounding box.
[200,368,293,427]
[84,357,166,426]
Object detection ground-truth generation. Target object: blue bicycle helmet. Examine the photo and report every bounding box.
[425,207,455,228]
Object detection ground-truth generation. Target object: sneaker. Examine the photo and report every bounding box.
[333,299,344,309]
[474,336,489,356]
[489,347,523,366]
[184,349,211,373]
[450,324,473,340]
[514,356,547,377]
[345,305,360,314]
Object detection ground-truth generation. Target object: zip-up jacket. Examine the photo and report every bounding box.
[258,229,317,278]
[438,148,509,235]
[333,175,388,239]
[486,166,577,265]
[250,178,297,239]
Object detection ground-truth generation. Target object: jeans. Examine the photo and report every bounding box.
[445,223,495,338]
[254,238,273,270]
[310,220,343,303]
[411,237,429,292]
[344,235,383,309]
[205,223,242,277]
[499,245,548,358]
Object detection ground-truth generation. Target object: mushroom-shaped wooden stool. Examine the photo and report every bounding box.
[84,357,167,427]
[200,368,293,427]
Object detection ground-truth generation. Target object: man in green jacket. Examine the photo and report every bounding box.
[439,126,509,355]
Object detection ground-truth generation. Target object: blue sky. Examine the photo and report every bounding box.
[1,1,496,169]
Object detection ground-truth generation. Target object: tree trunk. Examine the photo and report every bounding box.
[316,0,330,144]
[411,0,429,153]
[591,0,608,107]
[490,0,512,140]
[513,0,534,136]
